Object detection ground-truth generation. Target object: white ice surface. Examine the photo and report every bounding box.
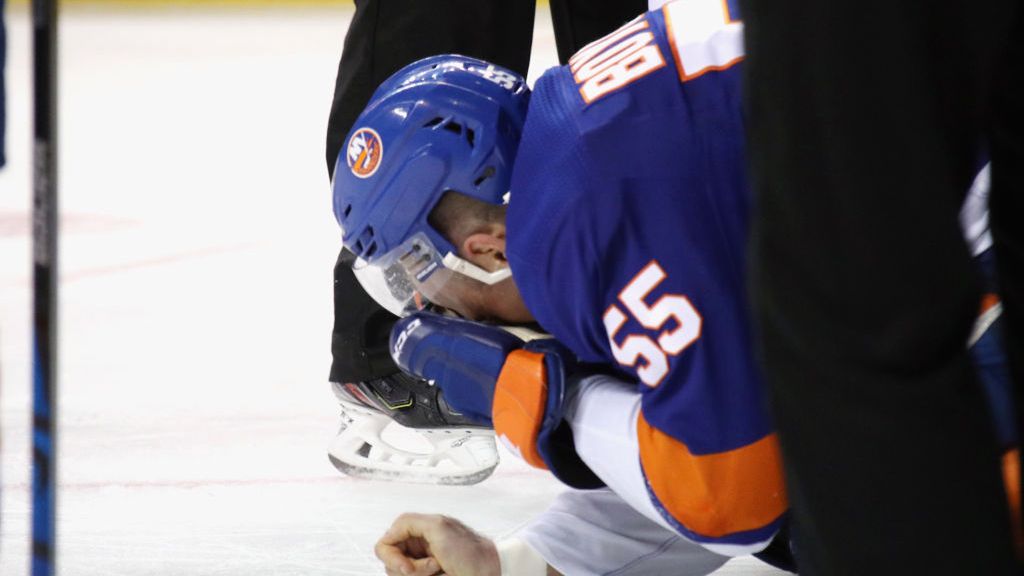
[0,6,785,575]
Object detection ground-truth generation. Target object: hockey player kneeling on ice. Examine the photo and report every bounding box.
[331,0,792,570]
[327,249,500,486]
[333,0,796,570]
[331,1,1014,574]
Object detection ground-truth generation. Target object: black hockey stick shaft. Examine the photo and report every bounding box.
[31,0,58,572]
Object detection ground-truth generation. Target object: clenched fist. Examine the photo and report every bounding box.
[375,513,500,576]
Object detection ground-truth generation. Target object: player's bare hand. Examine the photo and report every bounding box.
[375,513,500,576]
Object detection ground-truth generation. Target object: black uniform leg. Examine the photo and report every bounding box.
[329,249,398,383]
[324,0,538,383]
[742,0,1021,573]
[547,0,647,64]
[989,10,1024,532]
[325,0,537,177]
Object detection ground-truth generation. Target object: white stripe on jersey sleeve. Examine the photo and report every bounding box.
[960,163,992,257]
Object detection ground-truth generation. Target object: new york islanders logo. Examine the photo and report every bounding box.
[347,127,383,178]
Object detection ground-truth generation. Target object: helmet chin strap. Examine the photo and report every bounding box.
[442,252,512,285]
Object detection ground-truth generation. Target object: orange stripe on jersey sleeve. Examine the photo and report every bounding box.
[719,0,739,23]
[662,3,689,82]
[981,293,1001,315]
[1002,448,1023,559]
[493,350,550,471]
[677,58,745,83]
[637,412,787,538]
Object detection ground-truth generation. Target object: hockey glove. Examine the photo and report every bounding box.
[390,312,605,489]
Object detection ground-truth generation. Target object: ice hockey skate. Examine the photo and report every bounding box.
[328,374,499,485]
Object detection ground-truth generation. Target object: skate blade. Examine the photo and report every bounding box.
[327,408,500,486]
[328,454,498,486]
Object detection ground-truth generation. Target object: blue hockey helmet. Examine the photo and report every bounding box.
[332,55,531,316]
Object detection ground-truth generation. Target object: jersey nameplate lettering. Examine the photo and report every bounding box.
[569,16,666,104]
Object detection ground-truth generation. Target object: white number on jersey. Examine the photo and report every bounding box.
[603,260,703,387]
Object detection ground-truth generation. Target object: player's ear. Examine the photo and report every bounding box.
[462,228,508,272]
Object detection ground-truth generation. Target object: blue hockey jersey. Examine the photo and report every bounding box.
[506,0,787,548]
